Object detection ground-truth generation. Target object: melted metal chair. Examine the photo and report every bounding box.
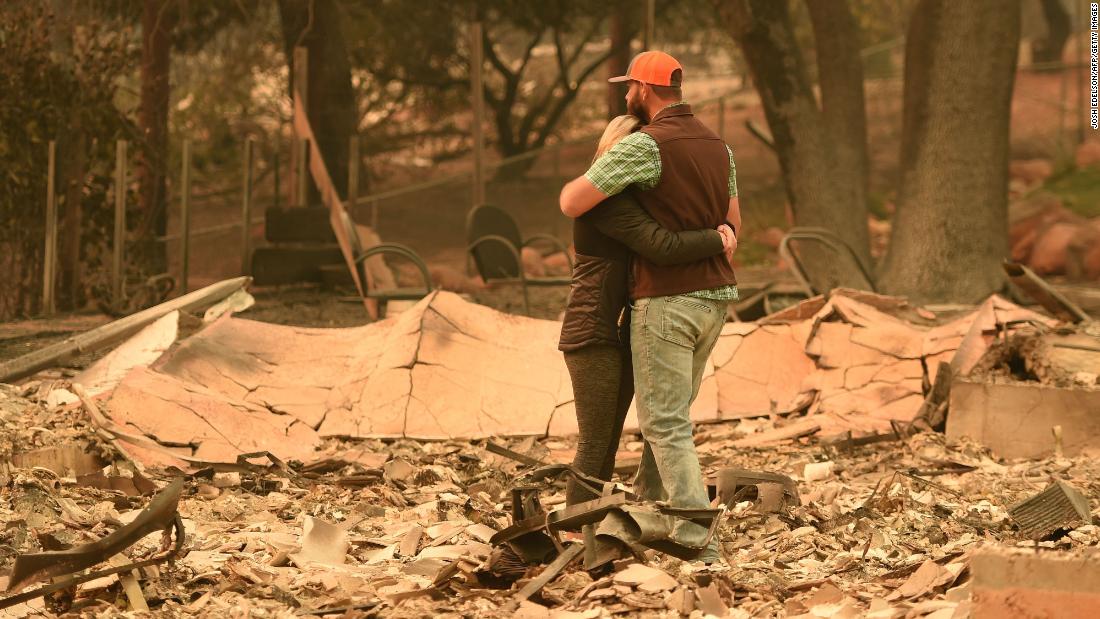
[778,226,876,297]
[337,211,433,318]
[466,204,573,315]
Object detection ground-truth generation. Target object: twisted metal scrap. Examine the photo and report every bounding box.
[0,477,186,610]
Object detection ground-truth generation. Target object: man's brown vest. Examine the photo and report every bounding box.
[630,104,737,299]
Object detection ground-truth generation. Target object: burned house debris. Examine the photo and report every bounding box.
[0,279,1097,618]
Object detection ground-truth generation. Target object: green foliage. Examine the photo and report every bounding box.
[1044,166,1100,218]
[849,0,915,47]
[849,0,915,78]
[0,1,132,318]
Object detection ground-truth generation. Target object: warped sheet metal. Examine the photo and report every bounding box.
[99,289,1054,467]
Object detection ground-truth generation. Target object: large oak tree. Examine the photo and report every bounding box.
[876,0,1021,303]
[714,0,872,288]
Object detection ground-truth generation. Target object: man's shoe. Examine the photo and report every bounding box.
[692,539,725,566]
[695,552,721,566]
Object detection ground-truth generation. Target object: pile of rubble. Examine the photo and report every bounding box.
[1,278,1099,617]
[1,379,1098,617]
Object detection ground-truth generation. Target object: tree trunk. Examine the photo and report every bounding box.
[136,0,175,274]
[1034,0,1070,64]
[877,0,1020,303]
[805,0,870,243]
[49,0,87,309]
[607,4,631,119]
[278,0,361,202]
[714,0,872,287]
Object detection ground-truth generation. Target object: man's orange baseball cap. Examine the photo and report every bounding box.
[608,51,682,87]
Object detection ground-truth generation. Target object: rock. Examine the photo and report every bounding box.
[1009,159,1054,186]
[430,264,485,294]
[1076,140,1100,169]
[521,247,546,277]
[1026,221,1100,277]
[1009,193,1074,263]
[755,226,786,249]
[1028,222,1080,275]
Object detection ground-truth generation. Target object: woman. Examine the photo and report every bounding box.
[559,115,733,505]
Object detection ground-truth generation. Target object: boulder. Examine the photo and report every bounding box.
[429,264,485,294]
[1075,140,1100,169]
[521,246,546,277]
[1009,159,1054,187]
[1028,222,1080,275]
[755,226,786,249]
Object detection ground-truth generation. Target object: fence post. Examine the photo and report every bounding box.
[293,46,310,208]
[717,96,726,140]
[296,137,308,207]
[43,140,58,315]
[112,139,127,306]
[348,134,359,214]
[241,137,254,275]
[180,139,192,294]
[273,141,281,210]
[469,15,486,208]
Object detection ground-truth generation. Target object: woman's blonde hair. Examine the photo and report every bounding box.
[593,114,642,163]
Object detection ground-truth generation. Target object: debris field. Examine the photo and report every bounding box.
[0,282,1097,618]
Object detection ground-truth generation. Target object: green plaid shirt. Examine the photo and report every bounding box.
[584,102,739,302]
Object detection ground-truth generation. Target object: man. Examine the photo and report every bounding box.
[559,50,740,563]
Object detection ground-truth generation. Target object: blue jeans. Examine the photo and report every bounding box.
[630,294,727,551]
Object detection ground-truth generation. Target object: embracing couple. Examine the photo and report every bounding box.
[556,51,740,564]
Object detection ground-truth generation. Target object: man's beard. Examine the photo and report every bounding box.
[626,94,648,123]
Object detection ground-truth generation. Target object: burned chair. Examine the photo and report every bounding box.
[465,204,572,315]
[779,226,877,297]
[336,210,434,318]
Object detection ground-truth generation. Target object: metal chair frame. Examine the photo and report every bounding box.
[465,205,573,315]
[778,226,876,297]
[341,211,433,318]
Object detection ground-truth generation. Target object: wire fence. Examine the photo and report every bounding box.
[36,51,1095,312]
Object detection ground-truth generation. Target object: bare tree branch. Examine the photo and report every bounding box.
[533,46,614,147]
